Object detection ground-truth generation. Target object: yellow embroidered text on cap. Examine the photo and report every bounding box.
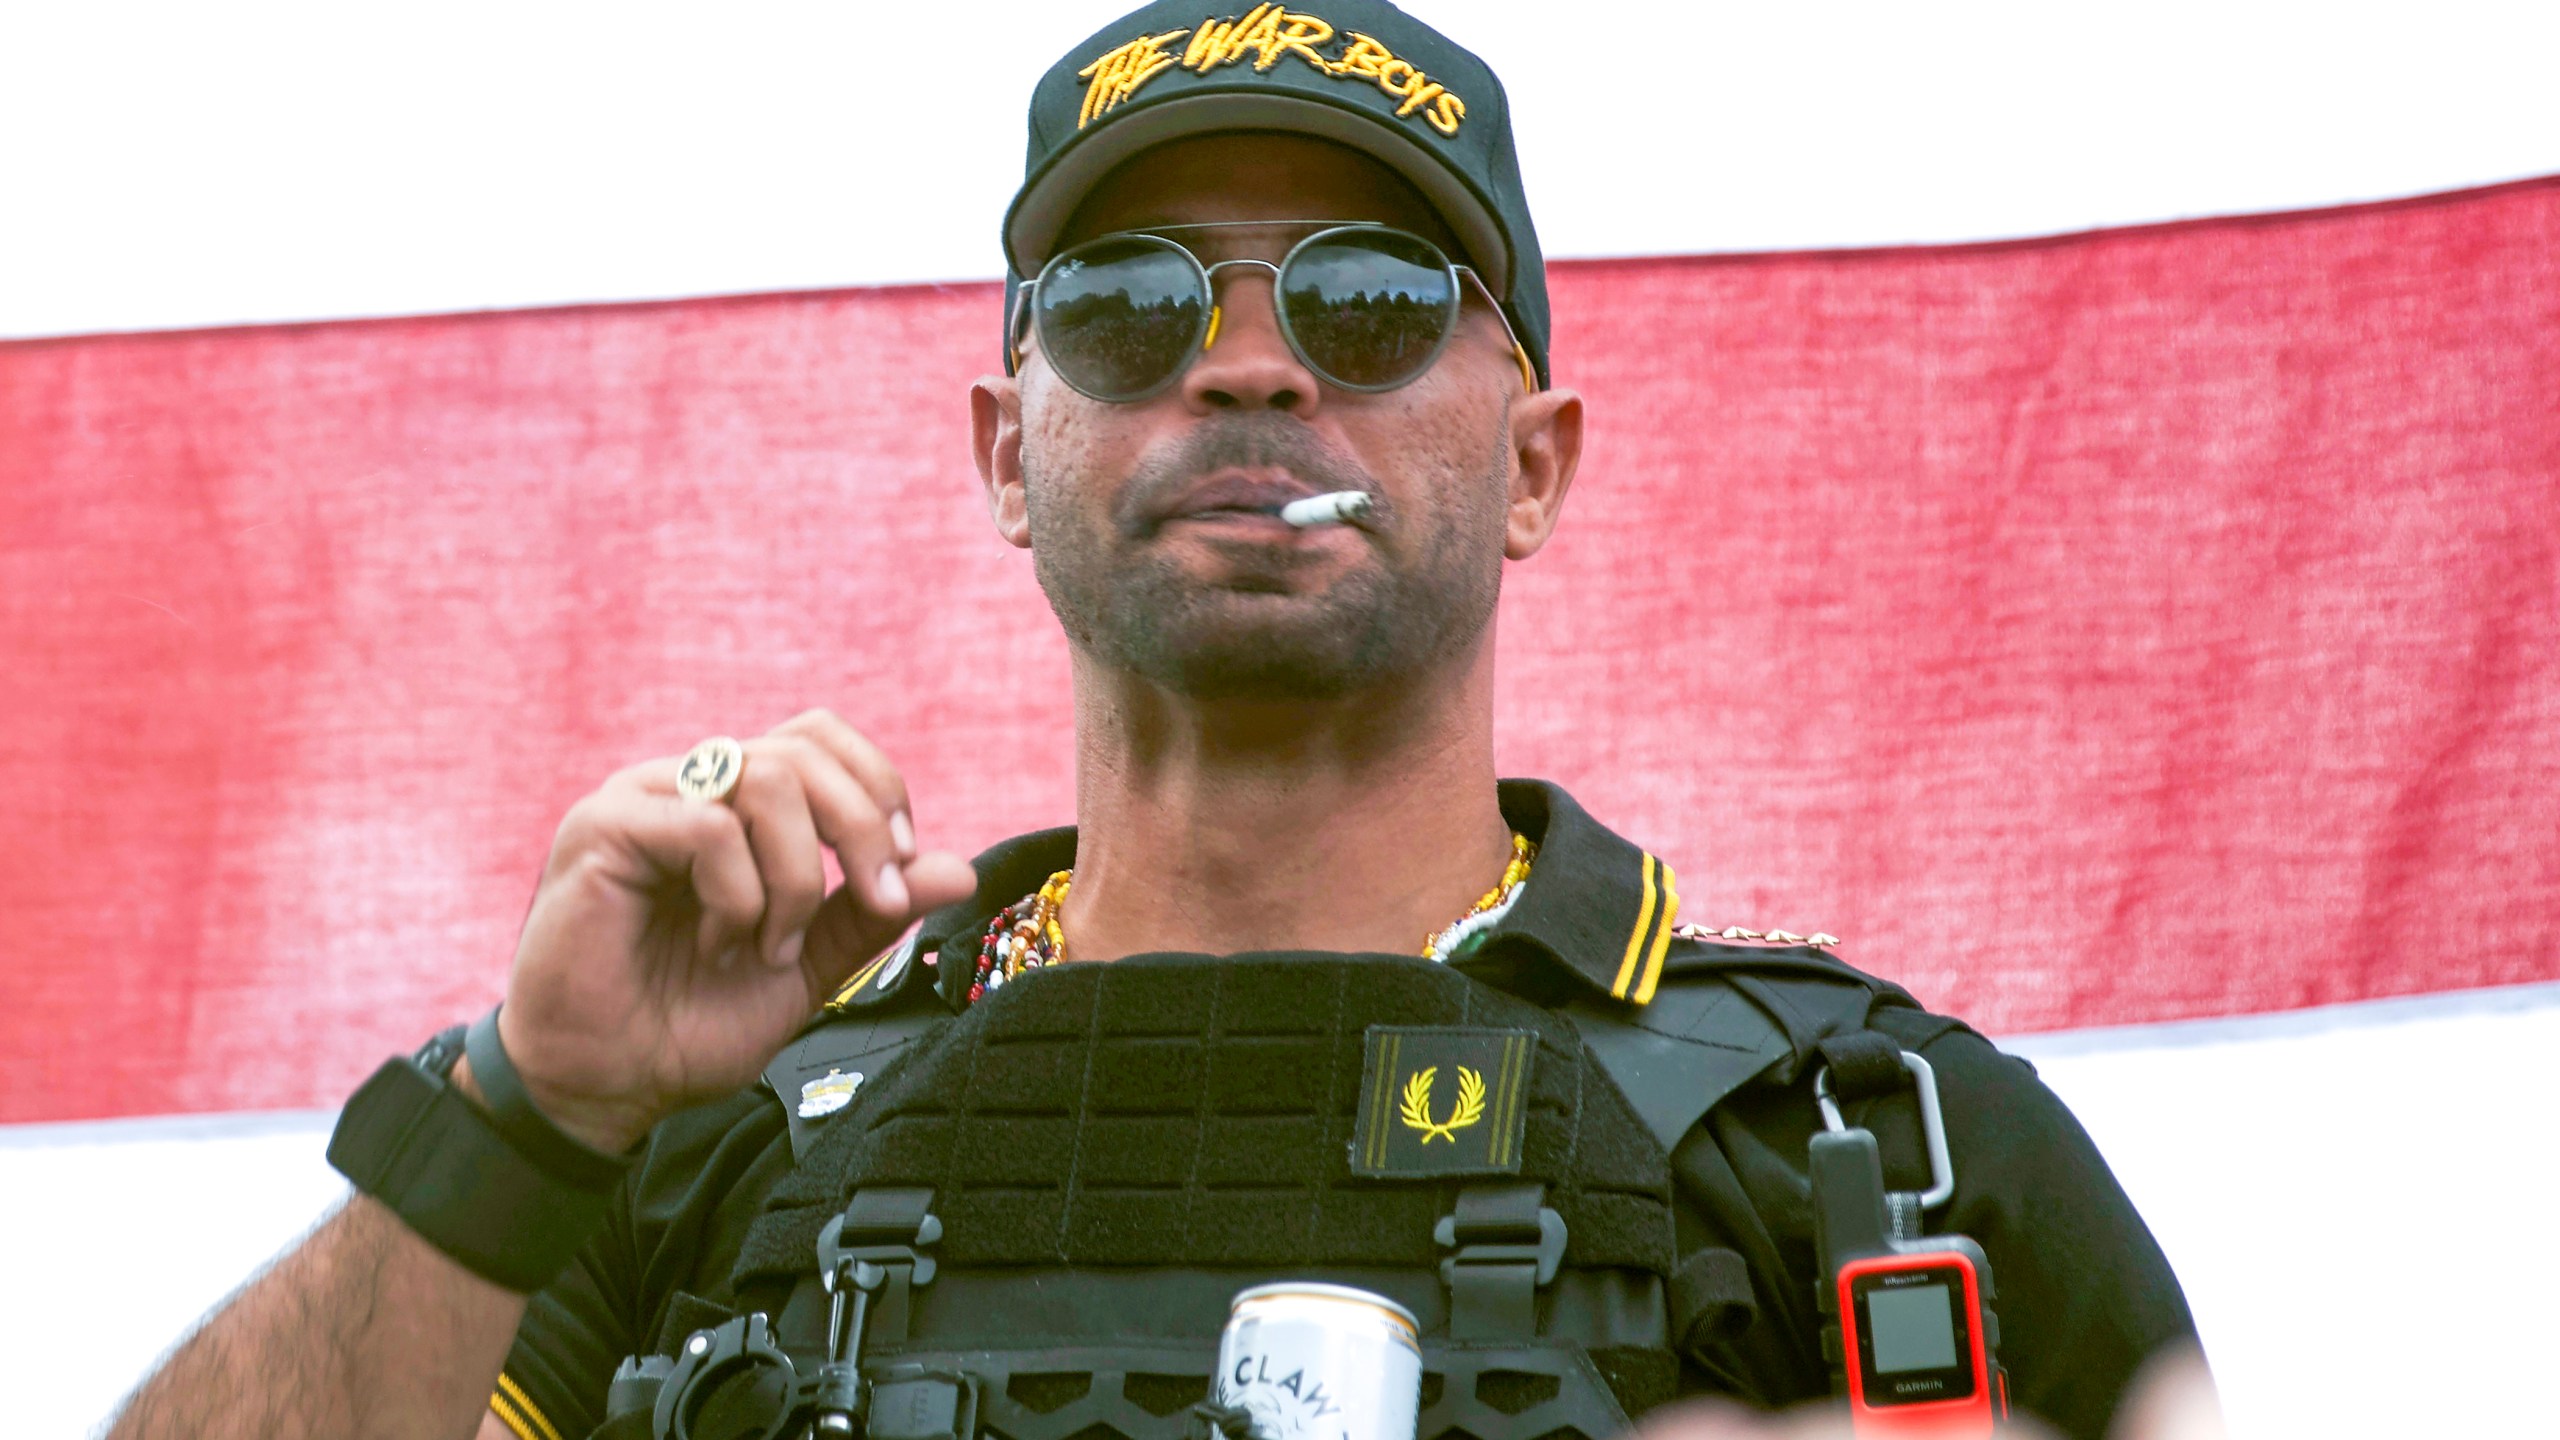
[1076,7,1469,136]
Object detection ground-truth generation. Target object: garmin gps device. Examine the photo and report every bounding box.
[1829,1222,2000,1435]
[1810,1053,2007,1438]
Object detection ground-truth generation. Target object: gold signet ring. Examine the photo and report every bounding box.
[675,736,745,804]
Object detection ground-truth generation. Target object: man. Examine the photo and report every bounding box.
[106,5,2196,1440]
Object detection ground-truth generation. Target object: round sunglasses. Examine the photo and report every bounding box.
[1013,222,1536,402]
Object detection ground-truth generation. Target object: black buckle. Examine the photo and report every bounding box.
[646,1190,948,1440]
[643,1314,978,1440]
[816,1186,942,1352]
[809,1187,941,1436]
[1434,1205,1567,1284]
[1434,1183,1566,1339]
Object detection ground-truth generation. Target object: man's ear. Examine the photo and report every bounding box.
[1504,386,1583,560]
[970,374,1032,550]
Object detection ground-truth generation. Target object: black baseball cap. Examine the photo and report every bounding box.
[1001,0,1552,387]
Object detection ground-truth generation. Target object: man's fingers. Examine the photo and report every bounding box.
[797,849,979,995]
[580,790,767,957]
[759,733,915,923]
[606,721,953,970]
[774,709,916,860]
[729,744,830,967]
[901,851,979,914]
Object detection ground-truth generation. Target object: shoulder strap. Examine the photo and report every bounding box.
[1561,984,1789,1154]
[1562,942,1911,1153]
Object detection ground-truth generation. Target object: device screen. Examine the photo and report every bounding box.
[1868,1282,1958,1371]
[1849,1264,1976,1405]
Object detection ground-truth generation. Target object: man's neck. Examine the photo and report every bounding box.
[1057,648,1515,961]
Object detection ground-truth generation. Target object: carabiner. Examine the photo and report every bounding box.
[1812,1049,1956,1212]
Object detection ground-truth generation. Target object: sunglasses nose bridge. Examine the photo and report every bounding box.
[1199,257,1283,285]
[1198,256,1284,320]
[1181,255,1328,411]
[1191,257,1293,366]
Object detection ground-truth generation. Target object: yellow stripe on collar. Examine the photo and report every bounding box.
[1632,861,1679,1005]
[493,1374,564,1440]
[1612,852,1660,1000]
[828,946,898,1010]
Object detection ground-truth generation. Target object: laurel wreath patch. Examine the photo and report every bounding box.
[1396,1064,1487,1144]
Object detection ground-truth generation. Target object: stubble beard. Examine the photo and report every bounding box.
[1024,414,1509,702]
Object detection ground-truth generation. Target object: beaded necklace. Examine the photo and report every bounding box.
[965,832,1538,1005]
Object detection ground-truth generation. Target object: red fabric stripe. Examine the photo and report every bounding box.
[4,180,2555,1123]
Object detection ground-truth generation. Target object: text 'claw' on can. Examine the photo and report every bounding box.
[1215,1283,1423,1440]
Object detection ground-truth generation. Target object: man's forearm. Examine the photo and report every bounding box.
[104,1193,527,1440]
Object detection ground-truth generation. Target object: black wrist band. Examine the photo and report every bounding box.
[326,1020,638,1293]
[464,1005,636,1191]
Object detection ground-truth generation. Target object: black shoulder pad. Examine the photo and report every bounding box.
[1564,981,1791,1154]
[1565,937,1912,1153]
[766,950,952,1163]
[1657,935,1916,1005]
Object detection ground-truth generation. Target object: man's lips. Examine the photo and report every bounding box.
[1139,470,1369,535]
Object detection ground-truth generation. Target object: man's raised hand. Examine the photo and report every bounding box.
[489,709,977,1152]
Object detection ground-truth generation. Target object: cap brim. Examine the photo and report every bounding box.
[1005,91,1511,294]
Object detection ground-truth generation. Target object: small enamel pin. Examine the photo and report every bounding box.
[797,1068,863,1119]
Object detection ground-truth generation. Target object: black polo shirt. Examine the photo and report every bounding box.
[491,780,2193,1440]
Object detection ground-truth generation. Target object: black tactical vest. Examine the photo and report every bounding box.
[603,943,1922,1440]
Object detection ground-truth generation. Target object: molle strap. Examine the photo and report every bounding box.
[1435,1182,1566,1340]
[1725,966,1934,1087]
[817,1186,941,1347]
[1814,1031,1908,1102]
[777,1273,834,1354]
[1666,1247,1756,1355]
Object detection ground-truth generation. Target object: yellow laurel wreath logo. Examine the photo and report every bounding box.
[1396,1065,1486,1144]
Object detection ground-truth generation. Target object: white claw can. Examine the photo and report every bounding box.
[1215,1282,1423,1440]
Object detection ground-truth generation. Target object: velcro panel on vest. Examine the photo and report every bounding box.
[733,951,1675,1292]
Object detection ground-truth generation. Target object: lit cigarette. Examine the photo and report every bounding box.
[1276,491,1374,528]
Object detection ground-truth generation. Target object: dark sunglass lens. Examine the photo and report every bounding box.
[1033,238,1206,399]
[1282,231,1459,389]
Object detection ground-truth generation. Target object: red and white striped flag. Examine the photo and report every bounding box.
[5,5,2555,1437]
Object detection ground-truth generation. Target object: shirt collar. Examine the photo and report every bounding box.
[1471,779,1683,1005]
[910,778,1679,1011]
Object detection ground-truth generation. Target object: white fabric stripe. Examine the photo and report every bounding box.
[3,1111,347,1440]
[0,1107,337,1151]
[8,985,2554,1438]
[6,0,2557,339]
[2001,981,2560,1438]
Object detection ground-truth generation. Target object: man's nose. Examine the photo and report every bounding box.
[1179,264,1321,414]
